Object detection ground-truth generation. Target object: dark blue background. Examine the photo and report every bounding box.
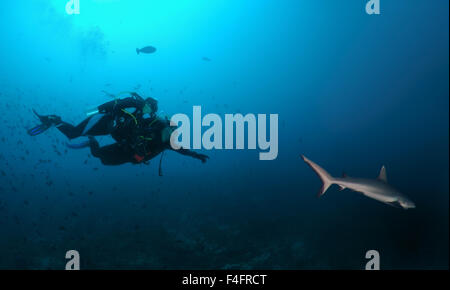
[0,0,448,269]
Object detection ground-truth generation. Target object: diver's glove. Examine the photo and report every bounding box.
[196,153,209,163]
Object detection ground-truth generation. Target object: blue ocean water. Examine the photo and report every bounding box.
[0,0,448,269]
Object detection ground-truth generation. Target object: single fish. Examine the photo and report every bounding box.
[136,46,156,54]
[202,56,211,62]
[301,155,416,209]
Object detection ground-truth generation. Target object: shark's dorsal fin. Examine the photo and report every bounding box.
[342,171,347,178]
[378,166,387,182]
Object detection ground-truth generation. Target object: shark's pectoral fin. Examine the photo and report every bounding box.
[385,200,402,209]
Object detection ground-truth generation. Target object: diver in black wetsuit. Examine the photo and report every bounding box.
[28,92,157,140]
[27,92,209,166]
[88,116,209,166]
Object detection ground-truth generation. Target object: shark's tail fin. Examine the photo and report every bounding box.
[136,48,140,54]
[301,155,334,197]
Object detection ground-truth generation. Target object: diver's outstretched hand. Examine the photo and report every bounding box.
[171,147,209,163]
[197,154,209,163]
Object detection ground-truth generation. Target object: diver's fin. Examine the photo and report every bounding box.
[32,109,46,123]
[27,124,50,136]
[31,109,62,126]
[66,140,90,149]
[32,109,41,117]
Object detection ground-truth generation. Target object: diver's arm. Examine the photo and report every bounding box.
[160,126,209,163]
[97,100,116,113]
[117,96,145,110]
[170,147,209,163]
[98,97,144,114]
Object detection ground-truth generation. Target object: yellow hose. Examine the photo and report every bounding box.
[121,109,138,125]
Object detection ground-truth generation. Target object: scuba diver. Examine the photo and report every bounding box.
[87,116,208,166]
[27,92,209,167]
[27,92,157,140]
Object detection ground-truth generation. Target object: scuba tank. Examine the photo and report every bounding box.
[85,107,100,117]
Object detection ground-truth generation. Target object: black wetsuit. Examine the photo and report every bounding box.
[56,94,148,140]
